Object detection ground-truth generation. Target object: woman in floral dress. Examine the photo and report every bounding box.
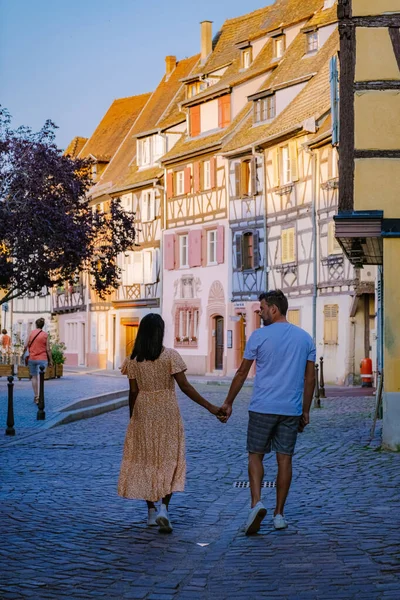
[118,313,221,533]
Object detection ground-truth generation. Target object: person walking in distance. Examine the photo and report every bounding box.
[23,318,53,404]
[219,290,316,535]
[118,313,222,533]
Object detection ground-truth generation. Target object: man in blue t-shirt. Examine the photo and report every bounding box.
[220,290,316,535]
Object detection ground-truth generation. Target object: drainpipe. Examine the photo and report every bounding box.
[252,146,268,291]
[153,181,165,314]
[303,144,318,343]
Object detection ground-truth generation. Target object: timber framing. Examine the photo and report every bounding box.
[338,19,355,212]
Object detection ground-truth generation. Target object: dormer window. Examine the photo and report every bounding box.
[242,48,252,69]
[253,95,275,124]
[274,36,285,59]
[137,135,164,167]
[306,31,319,53]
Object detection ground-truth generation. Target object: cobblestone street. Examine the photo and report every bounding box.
[1,385,399,599]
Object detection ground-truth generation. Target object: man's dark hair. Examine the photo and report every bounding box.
[35,318,45,329]
[131,313,165,362]
[259,290,288,316]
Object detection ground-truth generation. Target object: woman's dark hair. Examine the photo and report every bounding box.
[131,313,165,362]
[259,289,288,316]
[2,329,7,335]
[36,318,45,329]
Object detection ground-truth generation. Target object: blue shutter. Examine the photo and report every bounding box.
[330,55,339,146]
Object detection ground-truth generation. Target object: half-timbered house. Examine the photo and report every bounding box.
[222,1,375,384]
[334,0,400,447]
[87,55,199,369]
[59,94,151,366]
[160,7,289,375]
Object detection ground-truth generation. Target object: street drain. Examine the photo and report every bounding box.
[233,481,276,488]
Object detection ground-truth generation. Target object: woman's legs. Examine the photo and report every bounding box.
[162,493,172,508]
[31,375,39,399]
[146,501,156,510]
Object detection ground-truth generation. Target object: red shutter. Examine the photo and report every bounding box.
[164,233,175,270]
[210,157,217,189]
[188,229,202,268]
[190,105,200,137]
[217,224,225,264]
[219,95,231,128]
[184,166,191,194]
[174,233,180,268]
[167,171,174,199]
[193,161,201,193]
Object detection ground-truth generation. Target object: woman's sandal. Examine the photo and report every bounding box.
[34,396,39,405]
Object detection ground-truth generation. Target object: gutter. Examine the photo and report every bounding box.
[221,124,302,158]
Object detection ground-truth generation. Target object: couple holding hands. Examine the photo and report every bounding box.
[118,290,315,535]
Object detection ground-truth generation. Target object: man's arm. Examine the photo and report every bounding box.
[46,336,53,366]
[128,379,139,418]
[300,360,316,430]
[219,358,254,422]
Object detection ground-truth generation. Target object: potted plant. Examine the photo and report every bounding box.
[51,340,67,378]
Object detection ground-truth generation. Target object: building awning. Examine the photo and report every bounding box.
[334,211,383,266]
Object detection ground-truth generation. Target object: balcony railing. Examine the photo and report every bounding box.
[52,284,85,313]
[117,282,159,302]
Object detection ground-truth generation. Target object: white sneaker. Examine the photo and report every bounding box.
[245,501,267,535]
[156,504,173,533]
[147,507,158,527]
[273,514,288,530]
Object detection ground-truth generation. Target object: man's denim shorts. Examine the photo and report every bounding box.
[247,411,300,456]
[28,360,48,377]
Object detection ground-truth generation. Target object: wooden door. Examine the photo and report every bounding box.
[215,316,224,370]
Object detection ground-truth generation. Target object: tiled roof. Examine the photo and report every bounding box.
[302,3,337,29]
[257,27,338,93]
[111,166,163,195]
[223,52,335,153]
[161,104,252,164]
[131,55,200,136]
[193,7,271,77]
[64,136,88,157]
[78,94,151,161]
[259,0,325,35]
[92,55,199,195]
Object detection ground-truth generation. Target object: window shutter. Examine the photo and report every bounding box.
[188,229,202,268]
[273,148,280,187]
[328,221,341,255]
[194,161,201,193]
[235,234,243,270]
[150,192,156,221]
[287,309,300,326]
[152,248,159,282]
[164,233,175,270]
[324,304,339,344]
[217,225,225,264]
[234,163,241,197]
[167,172,174,199]
[190,105,200,137]
[219,95,231,128]
[184,166,191,194]
[253,230,260,269]
[240,161,250,197]
[201,229,207,267]
[288,228,295,262]
[250,157,257,196]
[143,251,152,283]
[289,141,298,181]
[210,157,217,189]
[133,252,144,284]
[281,230,288,264]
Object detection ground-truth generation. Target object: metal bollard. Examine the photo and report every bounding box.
[6,376,15,436]
[37,365,46,421]
[314,363,321,408]
[319,356,326,398]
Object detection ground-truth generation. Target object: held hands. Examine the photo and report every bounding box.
[208,403,230,422]
[217,402,232,423]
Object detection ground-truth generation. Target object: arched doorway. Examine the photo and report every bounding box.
[214,316,224,370]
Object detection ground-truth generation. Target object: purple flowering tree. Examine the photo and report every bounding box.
[0,107,136,305]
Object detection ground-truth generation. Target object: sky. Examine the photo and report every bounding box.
[0,0,273,150]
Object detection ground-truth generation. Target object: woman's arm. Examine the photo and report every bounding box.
[173,371,220,415]
[128,379,139,418]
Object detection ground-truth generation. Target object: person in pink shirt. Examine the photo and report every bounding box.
[23,318,53,404]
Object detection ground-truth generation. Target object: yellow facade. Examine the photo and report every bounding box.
[353,0,400,16]
[354,159,400,217]
[383,239,400,393]
[356,29,400,81]
[355,92,400,150]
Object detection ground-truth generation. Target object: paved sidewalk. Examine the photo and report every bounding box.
[0,386,398,600]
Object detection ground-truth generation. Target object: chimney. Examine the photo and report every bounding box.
[165,55,177,78]
[200,20,213,63]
